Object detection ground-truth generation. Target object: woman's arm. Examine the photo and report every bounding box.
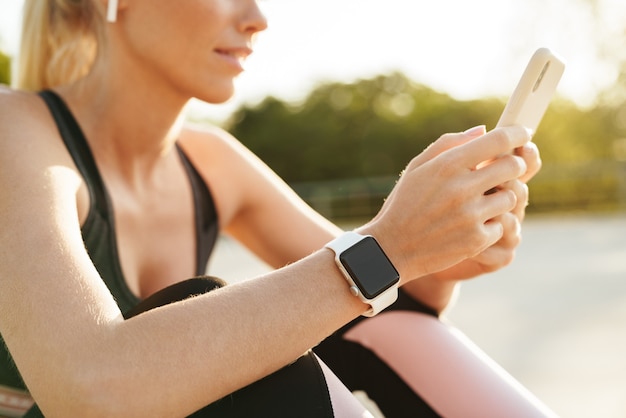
[0,90,531,416]
[181,125,540,314]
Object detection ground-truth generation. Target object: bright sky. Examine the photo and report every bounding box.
[1,0,624,121]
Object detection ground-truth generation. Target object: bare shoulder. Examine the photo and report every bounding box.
[0,87,62,160]
[0,86,48,123]
[178,122,252,162]
[177,121,282,227]
[0,87,80,215]
[178,122,268,184]
[0,87,67,168]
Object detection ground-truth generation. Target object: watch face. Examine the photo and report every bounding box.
[339,236,400,299]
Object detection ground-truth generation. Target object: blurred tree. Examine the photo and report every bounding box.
[224,71,622,215]
[0,49,10,85]
[227,73,502,183]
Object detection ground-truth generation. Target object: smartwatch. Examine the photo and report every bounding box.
[325,231,400,316]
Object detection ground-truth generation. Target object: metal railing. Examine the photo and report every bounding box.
[291,160,626,221]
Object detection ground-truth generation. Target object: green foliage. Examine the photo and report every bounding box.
[0,50,10,85]
[228,73,502,183]
[527,101,625,213]
[224,72,625,216]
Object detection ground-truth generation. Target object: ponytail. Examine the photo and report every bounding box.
[17,0,103,91]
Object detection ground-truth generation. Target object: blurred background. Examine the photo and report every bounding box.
[2,0,625,416]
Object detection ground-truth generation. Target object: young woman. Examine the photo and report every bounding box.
[0,0,554,417]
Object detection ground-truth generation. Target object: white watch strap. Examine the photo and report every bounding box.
[325,231,398,317]
[325,231,364,253]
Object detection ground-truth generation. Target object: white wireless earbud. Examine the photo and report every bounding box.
[106,0,118,23]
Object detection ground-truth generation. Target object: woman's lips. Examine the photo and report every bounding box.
[215,47,253,71]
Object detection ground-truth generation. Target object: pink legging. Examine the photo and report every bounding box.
[331,311,557,417]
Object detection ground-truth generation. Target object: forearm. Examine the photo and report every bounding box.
[118,251,365,413]
[11,251,366,417]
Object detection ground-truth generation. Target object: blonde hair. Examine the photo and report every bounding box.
[17,0,104,91]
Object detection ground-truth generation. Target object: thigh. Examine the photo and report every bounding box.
[317,305,556,418]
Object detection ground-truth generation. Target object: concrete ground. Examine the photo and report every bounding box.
[447,214,626,418]
[207,213,626,418]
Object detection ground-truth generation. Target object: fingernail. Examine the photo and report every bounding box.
[463,125,486,136]
[521,143,532,154]
[522,142,537,154]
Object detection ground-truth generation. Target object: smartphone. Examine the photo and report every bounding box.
[496,48,565,133]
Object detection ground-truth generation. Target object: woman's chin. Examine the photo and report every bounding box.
[196,83,237,105]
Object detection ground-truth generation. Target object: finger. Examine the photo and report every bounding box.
[471,242,516,272]
[474,154,528,195]
[471,213,520,270]
[515,141,542,183]
[450,126,532,170]
[497,212,522,249]
[508,180,529,220]
[493,179,529,220]
[409,125,486,169]
[477,218,505,256]
[480,187,518,223]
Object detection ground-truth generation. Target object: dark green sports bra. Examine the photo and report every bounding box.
[38,89,220,313]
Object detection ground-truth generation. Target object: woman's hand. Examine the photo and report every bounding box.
[427,139,542,282]
[358,125,532,284]
[400,135,541,312]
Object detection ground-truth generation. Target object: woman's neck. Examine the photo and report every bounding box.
[55,55,190,181]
